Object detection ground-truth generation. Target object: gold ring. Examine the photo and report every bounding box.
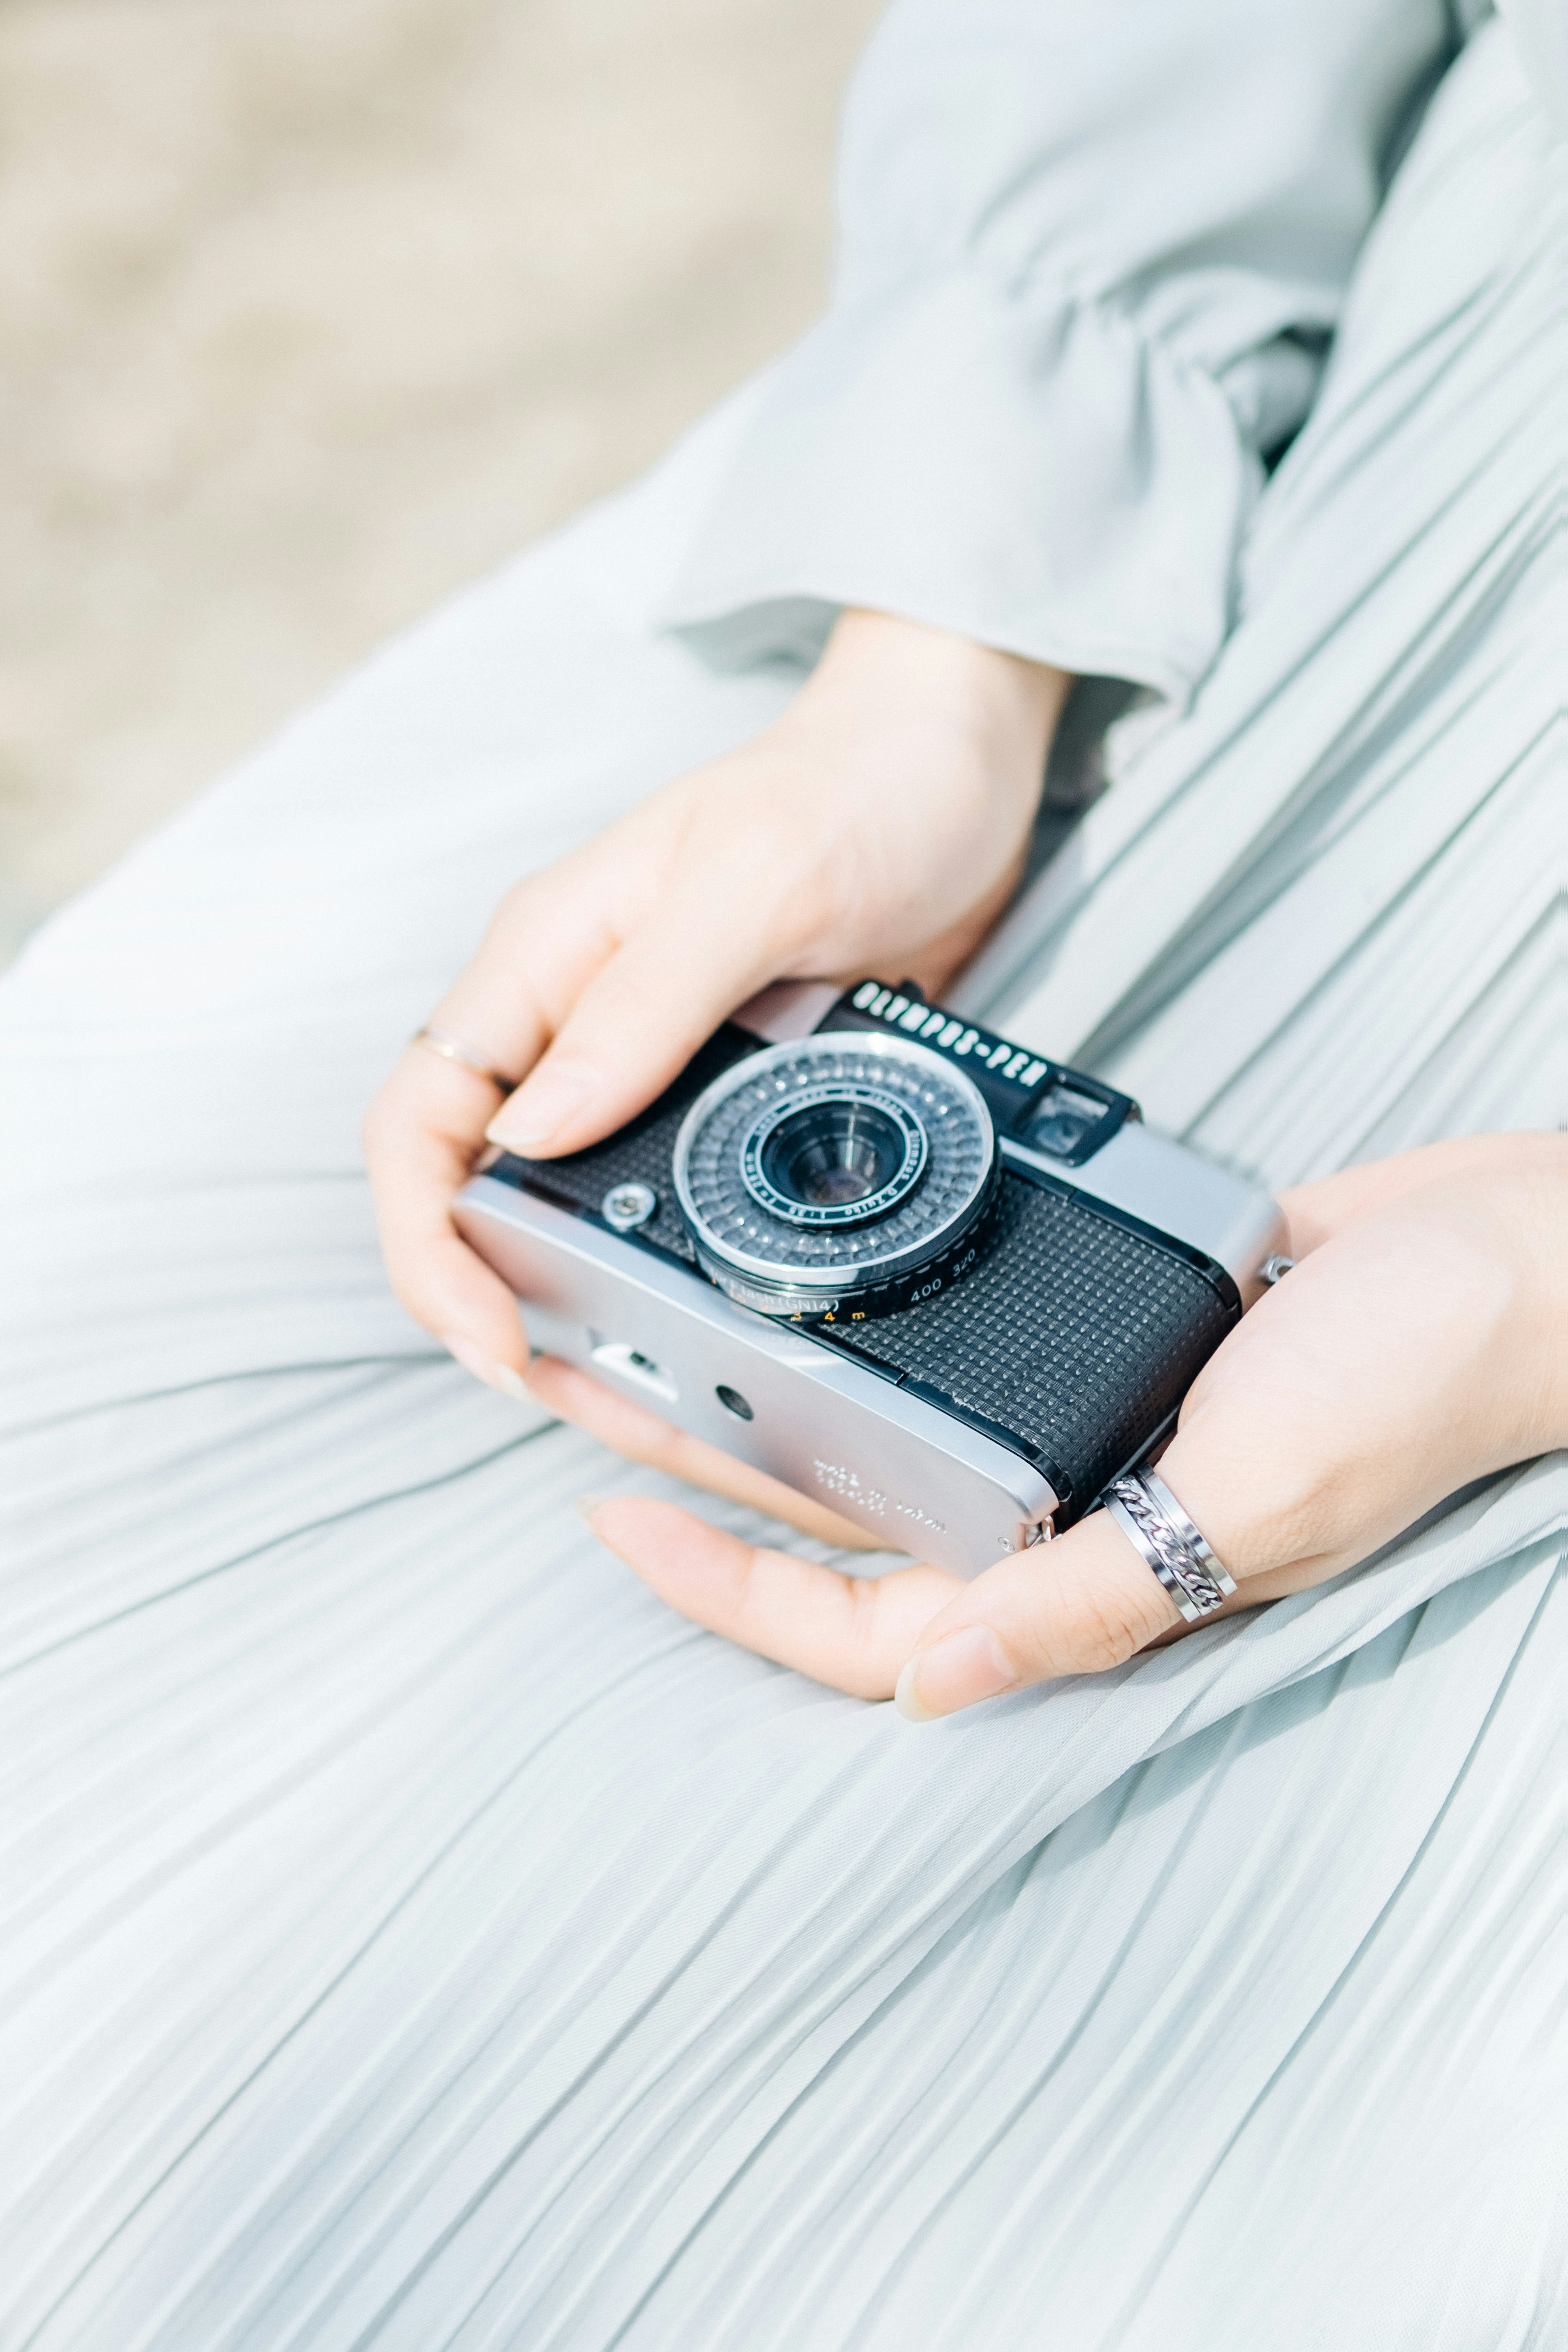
[410,1025,519,1091]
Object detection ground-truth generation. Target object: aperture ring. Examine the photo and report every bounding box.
[673,1031,997,1311]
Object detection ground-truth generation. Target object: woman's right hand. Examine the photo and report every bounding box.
[579,1131,1568,1708]
[361,608,1069,1418]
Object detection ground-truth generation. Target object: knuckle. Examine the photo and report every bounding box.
[1210,1463,1332,1576]
[1046,1566,1163,1677]
[386,1272,436,1332]
[379,1245,429,1306]
[493,872,541,927]
[844,1581,901,1699]
[361,1071,422,1164]
[639,1421,690,1476]
[1066,1591,1148,1674]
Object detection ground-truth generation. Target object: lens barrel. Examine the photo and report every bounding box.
[742,1082,927,1227]
[673,1032,997,1317]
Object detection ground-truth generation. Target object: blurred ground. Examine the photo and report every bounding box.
[0,0,882,960]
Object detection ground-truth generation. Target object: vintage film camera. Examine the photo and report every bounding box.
[454,981,1285,1575]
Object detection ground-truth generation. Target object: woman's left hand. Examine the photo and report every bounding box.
[558,1132,1567,1716]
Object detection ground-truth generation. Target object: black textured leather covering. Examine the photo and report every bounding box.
[492,1026,757,1267]
[821,1171,1234,1512]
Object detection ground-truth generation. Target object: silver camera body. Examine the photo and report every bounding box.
[454,980,1285,1576]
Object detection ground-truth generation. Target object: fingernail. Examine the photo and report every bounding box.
[894,1625,1018,1722]
[893,1658,940,1723]
[575,1493,607,1531]
[441,1332,531,1403]
[486,1062,596,1151]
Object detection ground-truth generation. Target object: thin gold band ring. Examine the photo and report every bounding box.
[410,1025,519,1092]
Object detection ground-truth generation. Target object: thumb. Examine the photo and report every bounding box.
[483,895,782,1159]
[892,1511,1182,1720]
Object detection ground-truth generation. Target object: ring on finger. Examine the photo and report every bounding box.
[410,1025,520,1092]
[1105,1467,1237,1623]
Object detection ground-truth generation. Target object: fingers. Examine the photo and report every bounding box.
[584,1495,962,1698]
[892,1513,1183,1720]
[362,1051,534,1384]
[580,1485,1183,1711]
[365,787,796,1380]
[893,1149,1568,1724]
[484,886,784,1160]
[525,1354,885,1552]
[1278,1132,1561,1257]
[362,838,638,1370]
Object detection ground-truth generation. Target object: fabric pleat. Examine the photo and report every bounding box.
[963,30,1565,1187]
[1,17,1564,2350]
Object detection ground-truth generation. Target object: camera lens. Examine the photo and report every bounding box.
[673,1032,996,1318]
[738,1081,927,1231]
[756,1096,918,1220]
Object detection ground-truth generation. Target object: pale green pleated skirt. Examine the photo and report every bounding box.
[1,25,1563,2350]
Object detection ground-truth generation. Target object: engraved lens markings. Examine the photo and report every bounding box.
[740,1082,927,1228]
[678,1040,990,1277]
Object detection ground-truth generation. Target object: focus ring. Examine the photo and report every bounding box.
[694,1158,1002,1321]
[673,1031,997,1316]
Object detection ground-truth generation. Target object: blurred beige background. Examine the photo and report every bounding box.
[0,0,882,961]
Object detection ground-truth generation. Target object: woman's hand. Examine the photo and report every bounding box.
[362,609,1068,1400]
[577,1134,1568,1713]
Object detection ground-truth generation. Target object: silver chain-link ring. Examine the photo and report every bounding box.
[1105,1467,1237,1623]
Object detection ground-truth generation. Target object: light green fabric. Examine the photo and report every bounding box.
[0,11,1563,2349]
[662,0,1456,689]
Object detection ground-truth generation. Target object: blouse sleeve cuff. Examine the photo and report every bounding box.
[655,269,1267,703]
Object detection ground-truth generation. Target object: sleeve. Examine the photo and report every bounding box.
[657,0,1457,701]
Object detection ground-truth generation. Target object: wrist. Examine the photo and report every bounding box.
[1488,1143,1568,1451]
[797,606,1069,772]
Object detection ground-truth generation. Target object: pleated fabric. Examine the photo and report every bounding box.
[961,21,1566,1182]
[659,0,1459,695]
[1,18,1564,2352]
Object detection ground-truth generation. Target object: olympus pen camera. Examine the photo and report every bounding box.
[454,981,1285,1575]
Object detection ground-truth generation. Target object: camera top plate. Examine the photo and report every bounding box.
[818,980,1136,1167]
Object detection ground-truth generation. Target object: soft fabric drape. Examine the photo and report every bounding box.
[1,9,1563,2348]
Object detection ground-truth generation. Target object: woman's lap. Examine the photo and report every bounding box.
[4,24,1566,2348]
[7,1410,1561,2347]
